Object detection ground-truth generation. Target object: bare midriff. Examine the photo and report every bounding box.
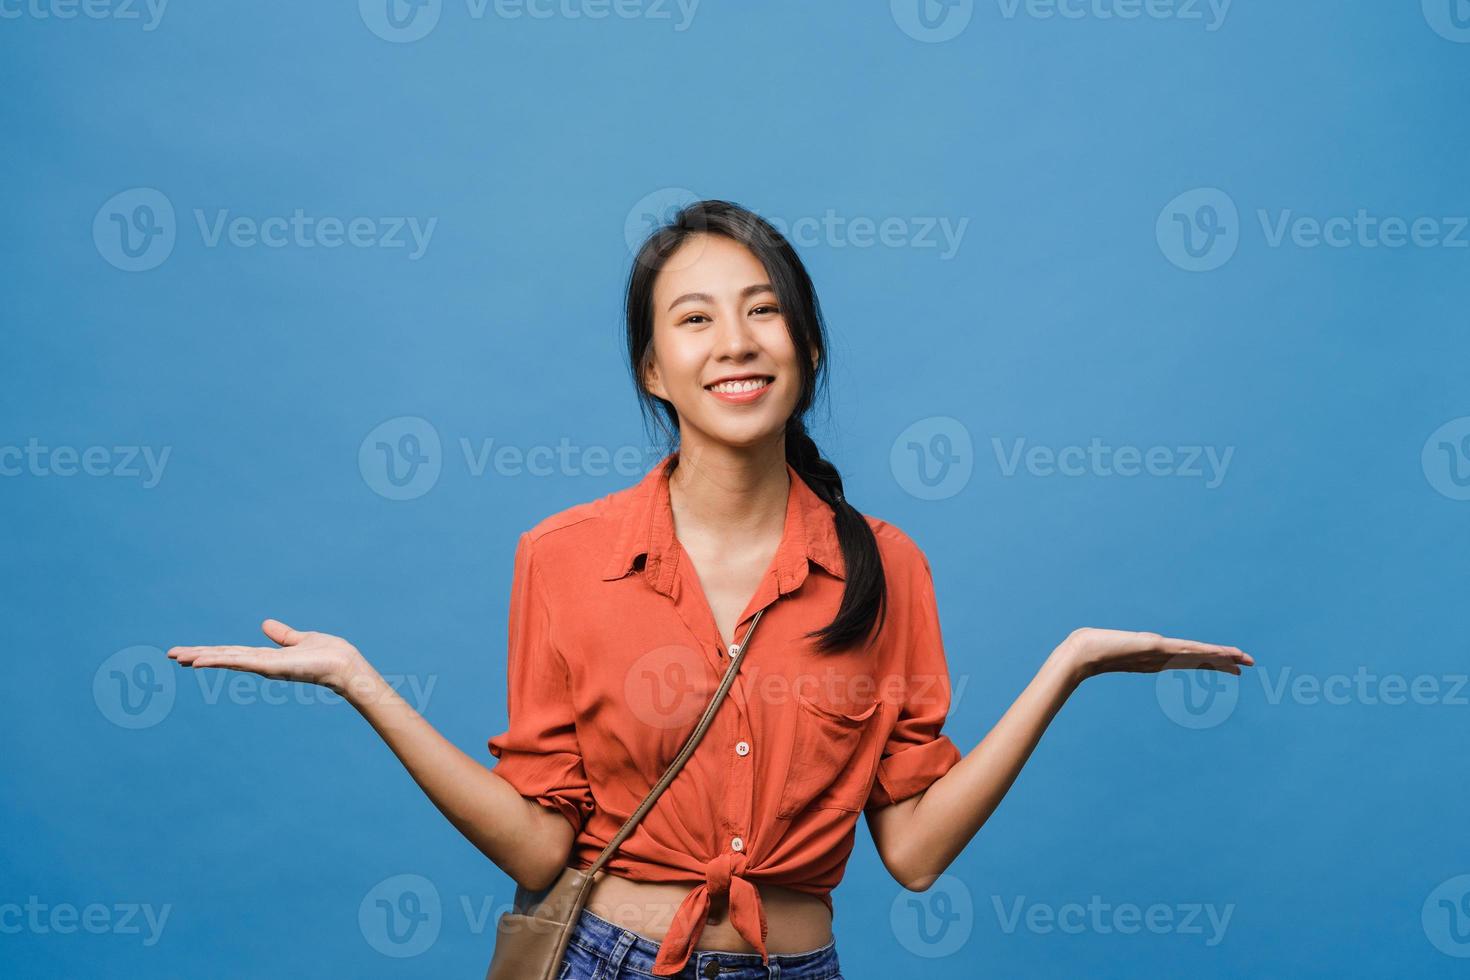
[583,870,833,954]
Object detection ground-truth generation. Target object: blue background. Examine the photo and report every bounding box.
[3,1,1468,976]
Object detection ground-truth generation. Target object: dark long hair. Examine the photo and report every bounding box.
[623,199,886,654]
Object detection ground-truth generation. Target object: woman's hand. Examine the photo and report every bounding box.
[167,619,370,697]
[1054,627,1254,685]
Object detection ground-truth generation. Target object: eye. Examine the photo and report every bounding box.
[751,304,780,316]
[680,313,711,325]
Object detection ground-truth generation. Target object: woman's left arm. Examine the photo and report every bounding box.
[867,628,1254,891]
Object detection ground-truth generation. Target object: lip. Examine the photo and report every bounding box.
[704,374,774,405]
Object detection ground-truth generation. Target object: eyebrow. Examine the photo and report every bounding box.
[666,283,776,312]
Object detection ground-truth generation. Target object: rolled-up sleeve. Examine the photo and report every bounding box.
[487,531,595,834]
[866,548,964,809]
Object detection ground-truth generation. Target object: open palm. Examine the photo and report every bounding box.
[1062,627,1254,682]
[167,619,364,694]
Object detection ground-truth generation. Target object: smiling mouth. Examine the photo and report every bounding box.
[704,376,775,393]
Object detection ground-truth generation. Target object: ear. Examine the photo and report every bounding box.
[642,357,667,401]
[809,342,821,373]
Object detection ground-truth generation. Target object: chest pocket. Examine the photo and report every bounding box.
[776,694,882,818]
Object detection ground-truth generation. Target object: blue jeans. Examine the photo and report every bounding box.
[557,905,845,980]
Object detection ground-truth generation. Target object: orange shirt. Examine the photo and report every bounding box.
[487,449,964,976]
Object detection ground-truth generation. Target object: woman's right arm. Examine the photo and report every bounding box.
[168,618,576,892]
[345,655,576,891]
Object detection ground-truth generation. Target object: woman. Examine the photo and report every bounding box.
[167,200,1253,979]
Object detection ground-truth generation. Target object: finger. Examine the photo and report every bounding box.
[1160,638,1253,665]
[1157,651,1244,672]
[1165,660,1242,675]
[166,644,223,661]
[189,648,278,672]
[167,644,275,664]
[261,619,305,647]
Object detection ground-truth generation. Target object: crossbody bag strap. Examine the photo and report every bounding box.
[581,604,767,878]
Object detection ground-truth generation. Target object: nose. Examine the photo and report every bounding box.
[711,303,760,358]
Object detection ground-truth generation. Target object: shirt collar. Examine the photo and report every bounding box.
[599,449,846,597]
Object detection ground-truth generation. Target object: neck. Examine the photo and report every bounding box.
[667,436,790,539]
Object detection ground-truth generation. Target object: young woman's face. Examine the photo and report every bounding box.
[643,233,813,450]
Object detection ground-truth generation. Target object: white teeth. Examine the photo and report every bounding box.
[707,377,771,393]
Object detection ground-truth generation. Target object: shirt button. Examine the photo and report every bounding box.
[728,643,740,657]
[731,836,744,852]
[735,740,750,757]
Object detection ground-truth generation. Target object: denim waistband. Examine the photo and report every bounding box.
[567,905,842,979]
